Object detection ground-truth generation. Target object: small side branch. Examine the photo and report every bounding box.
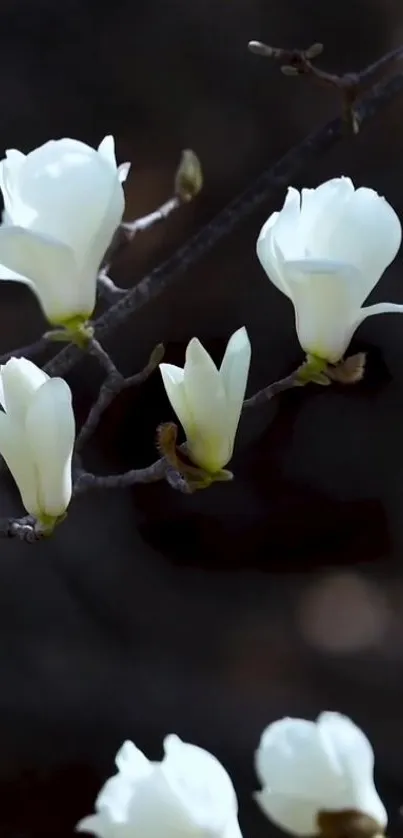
[243,371,302,408]
[73,458,190,496]
[122,196,181,236]
[248,40,403,133]
[73,459,167,492]
[75,339,165,452]
[97,149,202,301]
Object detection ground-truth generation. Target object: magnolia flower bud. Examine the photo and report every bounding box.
[159,327,251,474]
[0,357,75,528]
[0,136,130,327]
[254,712,387,837]
[257,177,403,362]
[77,734,242,838]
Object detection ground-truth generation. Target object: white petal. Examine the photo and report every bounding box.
[25,377,75,517]
[353,301,403,331]
[0,264,32,283]
[118,162,131,184]
[256,213,290,298]
[254,790,317,836]
[219,327,251,444]
[0,357,48,421]
[298,177,354,255]
[96,763,192,838]
[98,135,118,170]
[79,171,125,284]
[17,140,123,264]
[222,814,243,838]
[96,773,138,824]
[255,718,336,798]
[183,338,230,471]
[115,741,153,781]
[159,364,190,427]
[283,259,366,362]
[0,412,39,517]
[256,188,301,296]
[0,149,26,223]
[318,713,387,827]
[269,188,302,258]
[0,226,82,323]
[76,814,110,837]
[303,186,401,302]
[162,735,238,835]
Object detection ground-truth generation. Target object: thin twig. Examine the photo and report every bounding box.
[73,460,167,492]
[97,198,182,302]
[73,457,190,496]
[75,340,164,452]
[248,40,403,133]
[243,371,302,408]
[122,196,181,235]
[357,45,403,85]
[97,269,127,303]
[97,150,200,300]
[41,61,403,379]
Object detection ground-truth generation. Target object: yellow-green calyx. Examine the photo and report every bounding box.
[295,352,367,388]
[296,354,331,386]
[157,422,234,493]
[35,511,67,536]
[45,317,94,349]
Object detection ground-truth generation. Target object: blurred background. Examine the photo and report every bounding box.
[0,0,403,835]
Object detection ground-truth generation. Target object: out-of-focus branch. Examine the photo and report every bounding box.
[248,40,403,133]
[0,335,49,365]
[41,49,403,379]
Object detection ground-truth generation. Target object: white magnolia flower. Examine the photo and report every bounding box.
[257,177,403,362]
[77,734,242,838]
[0,357,75,525]
[0,135,130,326]
[159,327,251,473]
[254,712,387,836]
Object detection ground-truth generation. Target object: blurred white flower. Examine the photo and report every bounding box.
[257,177,403,362]
[0,135,129,326]
[159,327,251,473]
[77,734,242,838]
[0,357,75,527]
[254,711,387,836]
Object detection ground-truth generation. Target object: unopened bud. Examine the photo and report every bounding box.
[281,65,300,76]
[175,149,203,202]
[248,40,275,58]
[305,42,324,59]
[149,343,165,366]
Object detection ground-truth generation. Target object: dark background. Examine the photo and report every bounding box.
[0,0,403,835]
